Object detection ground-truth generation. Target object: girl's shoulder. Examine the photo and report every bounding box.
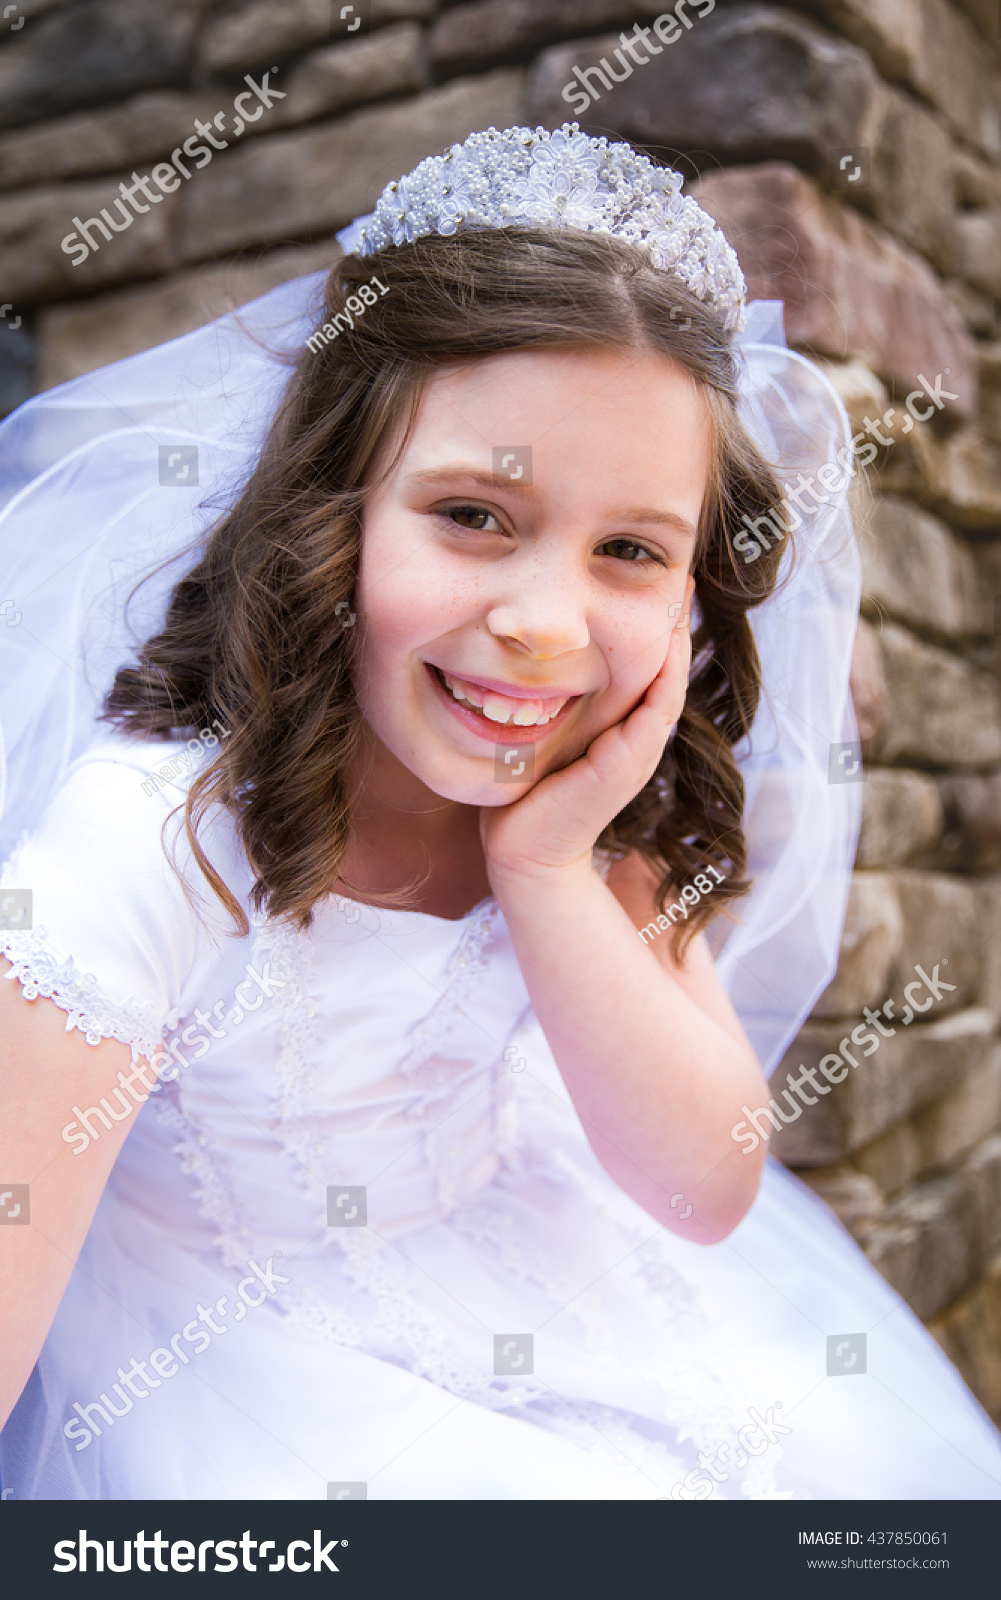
[59,725,217,798]
[0,729,249,1058]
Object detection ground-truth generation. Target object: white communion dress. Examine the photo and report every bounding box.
[2,731,1001,1502]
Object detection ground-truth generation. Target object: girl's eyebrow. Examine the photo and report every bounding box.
[409,465,534,494]
[408,467,697,538]
[605,507,697,539]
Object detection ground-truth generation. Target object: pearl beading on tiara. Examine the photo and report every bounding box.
[335,123,747,334]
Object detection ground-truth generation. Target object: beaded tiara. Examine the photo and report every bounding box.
[335,123,747,334]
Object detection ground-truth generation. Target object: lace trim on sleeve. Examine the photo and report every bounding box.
[1,926,164,1061]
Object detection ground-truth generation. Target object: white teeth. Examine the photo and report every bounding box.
[443,672,484,709]
[483,695,513,725]
[438,670,568,727]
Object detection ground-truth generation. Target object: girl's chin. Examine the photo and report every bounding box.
[413,753,538,808]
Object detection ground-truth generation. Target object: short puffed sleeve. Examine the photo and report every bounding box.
[0,736,234,1060]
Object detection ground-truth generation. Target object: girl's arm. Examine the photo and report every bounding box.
[0,961,147,1429]
[482,620,770,1243]
[491,859,767,1242]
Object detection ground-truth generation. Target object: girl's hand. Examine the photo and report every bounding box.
[480,592,693,887]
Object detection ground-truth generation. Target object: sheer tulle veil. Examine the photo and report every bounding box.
[0,227,861,1081]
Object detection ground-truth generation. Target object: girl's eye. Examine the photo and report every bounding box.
[597,537,663,565]
[440,503,503,533]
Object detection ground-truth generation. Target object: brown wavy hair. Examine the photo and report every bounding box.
[103,227,789,954]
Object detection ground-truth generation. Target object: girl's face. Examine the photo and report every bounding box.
[355,344,710,806]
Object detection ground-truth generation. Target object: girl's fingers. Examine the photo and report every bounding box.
[595,618,691,791]
[486,599,695,872]
[634,615,691,730]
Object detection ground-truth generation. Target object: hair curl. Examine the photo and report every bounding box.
[104,227,788,954]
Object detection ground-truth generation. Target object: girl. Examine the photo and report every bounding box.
[1,125,999,1500]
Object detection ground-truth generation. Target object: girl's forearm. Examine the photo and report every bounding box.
[491,863,769,1240]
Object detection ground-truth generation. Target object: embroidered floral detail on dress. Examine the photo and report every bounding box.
[0,925,164,1060]
[332,1226,486,1395]
[252,898,507,1391]
[396,897,500,1078]
[254,914,325,1174]
[156,1084,257,1271]
[516,1394,691,1491]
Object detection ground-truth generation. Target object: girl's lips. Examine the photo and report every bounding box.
[436,669,580,702]
[426,663,581,745]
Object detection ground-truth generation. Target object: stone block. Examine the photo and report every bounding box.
[815,358,888,436]
[976,342,1001,450]
[976,875,1001,1021]
[812,871,903,1020]
[942,278,1000,341]
[813,868,981,1028]
[199,0,439,75]
[949,209,1001,299]
[0,177,178,304]
[878,621,1001,769]
[861,1134,1001,1319]
[430,0,665,76]
[782,0,923,86]
[931,433,1001,529]
[0,318,36,420]
[0,27,426,194]
[856,1049,1001,1198]
[907,0,1001,160]
[936,774,1001,876]
[861,82,956,274]
[797,0,1001,162]
[7,0,67,18]
[912,1047,1001,1171]
[282,26,427,124]
[0,0,203,134]
[855,769,943,869]
[527,8,880,178]
[888,869,982,1011]
[769,1007,995,1165]
[880,423,1001,530]
[930,1249,1001,1423]
[954,0,1001,51]
[858,495,988,640]
[175,71,526,263]
[35,239,340,390]
[965,1131,1001,1260]
[863,1170,980,1321]
[852,1116,923,1198]
[0,92,226,192]
[849,616,889,754]
[525,6,965,275]
[969,537,1001,629]
[690,164,976,420]
[794,1164,884,1238]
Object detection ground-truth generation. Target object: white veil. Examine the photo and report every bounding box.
[0,275,860,1078]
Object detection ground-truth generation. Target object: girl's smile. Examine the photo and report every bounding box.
[354,344,709,806]
[426,664,582,742]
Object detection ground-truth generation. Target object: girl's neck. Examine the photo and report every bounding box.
[336,735,492,920]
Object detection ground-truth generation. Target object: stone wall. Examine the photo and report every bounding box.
[2,0,1001,1419]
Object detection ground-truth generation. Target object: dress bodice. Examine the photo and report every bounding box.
[147,890,532,1254]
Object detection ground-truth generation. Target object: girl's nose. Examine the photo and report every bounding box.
[485,584,591,660]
